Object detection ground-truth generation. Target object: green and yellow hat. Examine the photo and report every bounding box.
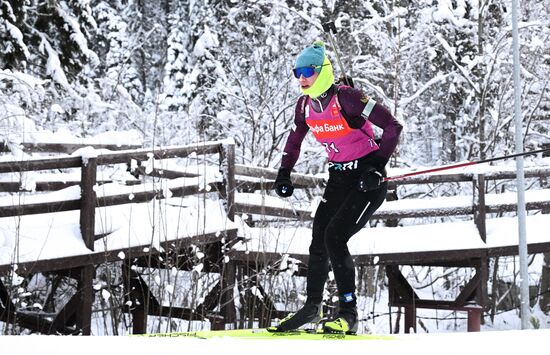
[294,40,334,98]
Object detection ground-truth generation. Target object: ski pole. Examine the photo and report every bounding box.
[384,147,550,182]
[322,21,352,87]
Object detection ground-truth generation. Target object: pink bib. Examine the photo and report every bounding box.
[305,95,379,162]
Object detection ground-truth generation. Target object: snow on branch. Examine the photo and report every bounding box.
[400,74,450,108]
[434,33,480,95]
[57,2,99,67]
[38,35,70,89]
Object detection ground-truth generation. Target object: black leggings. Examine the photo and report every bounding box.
[306,167,387,305]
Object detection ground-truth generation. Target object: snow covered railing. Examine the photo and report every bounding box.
[229,165,550,334]
[0,141,143,154]
[0,140,238,265]
[231,165,550,242]
[0,140,241,334]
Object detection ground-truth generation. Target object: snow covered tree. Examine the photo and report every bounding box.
[0,0,29,71]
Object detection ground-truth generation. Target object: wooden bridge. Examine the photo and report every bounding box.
[1,140,550,334]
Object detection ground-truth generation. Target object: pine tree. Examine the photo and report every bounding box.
[0,0,30,70]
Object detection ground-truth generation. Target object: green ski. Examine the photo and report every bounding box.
[139,328,395,341]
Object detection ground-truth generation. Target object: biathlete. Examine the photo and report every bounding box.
[269,40,402,334]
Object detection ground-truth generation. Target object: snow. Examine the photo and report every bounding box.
[0,195,235,266]
[193,25,219,57]
[38,36,71,89]
[0,328,548,355]
[233,210,550,258]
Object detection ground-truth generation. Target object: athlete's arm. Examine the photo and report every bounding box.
[280,96,310,171]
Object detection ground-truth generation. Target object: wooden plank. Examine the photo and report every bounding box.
[0,199,81,217]
[235,202,474,221]
[390,167,550,186]
[224,143,236,222]
[194,280,222,315]
[220,261,237,326]
[0,156,82,173]
[487,241,550,257]
[374,206,474,219]
[234,203,313,221]
[228,249,309,265]
[0,182,219,217]
[122,265,154,334]
[0,181,80,192]
[392,299,482,311]
[358,255,485,267]
[0,142,143,154]
[454,272,481,306]
[97,183,220,207]
[11,311,63,334]
[229,248,486,268]
[479,257,489,308]
[404,305,416,333]
[386,265,418,303]
[51,291,81,333]
[96,142,222,165]
[235,164,325,188]
[120,267,204,328]
[356,250,485,266]
[0,179,141,193]
[134,166,199,179]
[486,200,550,213]
[0,142,223,174]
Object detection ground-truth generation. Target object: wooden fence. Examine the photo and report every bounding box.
[0,140,238,334]
[2,140,550,334]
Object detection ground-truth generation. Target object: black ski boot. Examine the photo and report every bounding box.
[267,302,323,332]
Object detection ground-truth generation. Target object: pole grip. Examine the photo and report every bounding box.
[322,22,337,34]
[321,21,351,86]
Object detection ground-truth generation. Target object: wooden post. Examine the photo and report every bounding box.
[0,278,16,327]
[223,141,236,222]
[478,257,489,312]
[80,155,96,248]
[404,305,416,333]
[473,174,487,242]
[218,141,237,328]
[122,263,148,334]
[75,266,94,335]
[77,156,97,335]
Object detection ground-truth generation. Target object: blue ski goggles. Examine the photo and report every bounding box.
[293,64,327,79]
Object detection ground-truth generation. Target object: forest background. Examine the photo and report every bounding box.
[1,0,550,334]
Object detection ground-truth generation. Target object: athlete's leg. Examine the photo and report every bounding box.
[306,175,349,303]
[324,182,388,300]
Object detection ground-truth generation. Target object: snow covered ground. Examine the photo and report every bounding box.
[1,328,548,355]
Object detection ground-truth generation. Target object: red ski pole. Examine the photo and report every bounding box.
[384,147,550,182]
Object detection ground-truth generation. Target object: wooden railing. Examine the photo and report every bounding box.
[0,140,238,334]
[2,139,550,334]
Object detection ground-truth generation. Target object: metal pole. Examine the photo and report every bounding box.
[511,0,530,329]
[322,22,351,87]
[383,147,550,182]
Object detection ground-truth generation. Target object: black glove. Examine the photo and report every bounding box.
[357,154,388,192]
[357,168,384,192]
[274,168,294,197]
